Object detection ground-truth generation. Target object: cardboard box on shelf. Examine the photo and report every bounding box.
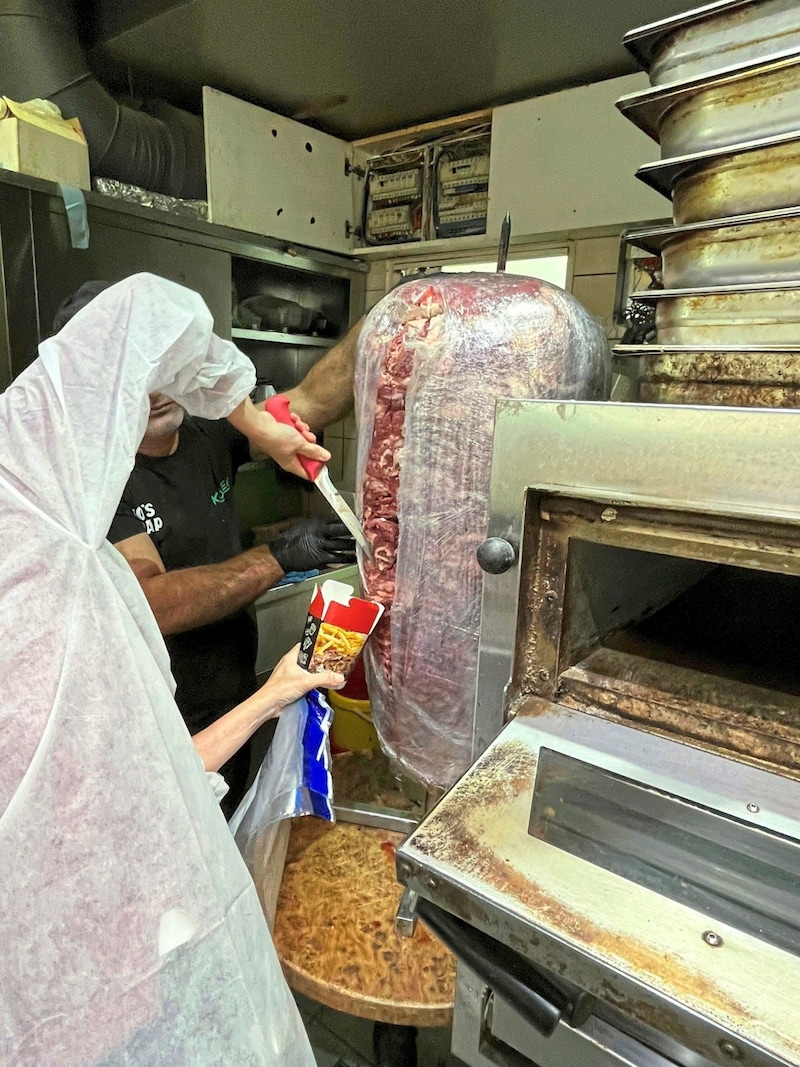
[0,97,90,190]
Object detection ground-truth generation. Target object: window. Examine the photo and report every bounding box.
[438,253,569,287]
[395,248,571,290]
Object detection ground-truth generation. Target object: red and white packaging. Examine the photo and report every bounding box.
[298,579,384,679]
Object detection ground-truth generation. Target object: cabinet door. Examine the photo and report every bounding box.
[203,87,363,256]
[31,195,232,342]
[0,183,39,389]
[487,74,667,235]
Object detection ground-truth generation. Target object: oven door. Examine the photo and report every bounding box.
[452,961,697,1067]
[416,899,701,1067]
[396,706,800,1067]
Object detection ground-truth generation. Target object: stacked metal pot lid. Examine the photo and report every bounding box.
[614,0,800,407]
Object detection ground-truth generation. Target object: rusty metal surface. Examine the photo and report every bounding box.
[624,0,800,85]
[397,713,800,1066]
[573,646,800,728]
[630,208,800,287]
[640,379,800,405]
[510,503,568,705]
[613,346,800,406]
[556,650,800,777]
[529,495,800,569]
[462,402,800,1064]
[664,56,800,156]
[513,496,800,740]
[614,345,800,380]
[475,401,800,754]
[636,131,800,221]
[493,487,800,769]
[632,282,800,345]
[617,50,800,154]
[673,138,800,223]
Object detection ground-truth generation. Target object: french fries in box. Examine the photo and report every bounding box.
[298,579,384,679]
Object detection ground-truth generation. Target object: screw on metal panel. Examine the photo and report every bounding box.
[545,590,557,602]
[718,1040,742,1060]
[702,930,723,947]
[600,507,618,522]
[425,876,438,891]
[746,802,760,813]
[537,669,549,681]
[396,862,412,880]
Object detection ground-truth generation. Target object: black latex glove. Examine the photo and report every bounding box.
[270,516,356,573]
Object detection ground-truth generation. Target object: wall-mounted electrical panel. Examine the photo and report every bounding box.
[434,139,491,238]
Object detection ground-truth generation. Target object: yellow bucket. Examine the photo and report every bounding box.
[329,692,379,751]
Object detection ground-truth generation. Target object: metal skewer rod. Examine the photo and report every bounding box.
[497,212,511,272]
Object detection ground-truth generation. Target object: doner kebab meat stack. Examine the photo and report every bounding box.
[354,272,609,789]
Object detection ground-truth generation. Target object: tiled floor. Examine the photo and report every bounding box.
[294,991,458,1067]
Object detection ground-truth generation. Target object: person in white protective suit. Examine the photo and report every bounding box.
[0,273,328,1066]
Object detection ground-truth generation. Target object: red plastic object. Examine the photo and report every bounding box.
[339,655,369,700]
[264,394,325,480]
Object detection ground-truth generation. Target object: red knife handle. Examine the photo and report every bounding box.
[264,394,324,480]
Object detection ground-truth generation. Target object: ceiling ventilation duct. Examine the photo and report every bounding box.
[0,0,206,198]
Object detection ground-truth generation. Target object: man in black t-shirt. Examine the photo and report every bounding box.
[108,416,257,787]
[54,283,359,816]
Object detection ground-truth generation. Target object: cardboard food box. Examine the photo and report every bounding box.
[0,97,90,190]
[298,579,383,680]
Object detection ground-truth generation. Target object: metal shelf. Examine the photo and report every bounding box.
[232,327,334,347]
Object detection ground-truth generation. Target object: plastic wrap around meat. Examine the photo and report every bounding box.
[355,273,609,788]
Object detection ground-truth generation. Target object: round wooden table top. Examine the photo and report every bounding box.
[270,753,456,1027]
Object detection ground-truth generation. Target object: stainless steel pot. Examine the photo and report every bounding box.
[635,282,800,344]
[628,209,800,287]
[662,55,800,157]
[618,52,800,158]
[637,133,800,224]
[625,0,800,87]
[613,344,800,407]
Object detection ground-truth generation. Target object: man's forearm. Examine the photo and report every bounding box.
[138,544,284,636]
[285,317,362,431]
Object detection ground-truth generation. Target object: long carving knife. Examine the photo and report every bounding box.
[265,394,372,557]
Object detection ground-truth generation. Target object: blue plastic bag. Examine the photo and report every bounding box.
[229,689,335,872]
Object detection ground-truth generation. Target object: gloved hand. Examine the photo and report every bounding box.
[270,516,356,573]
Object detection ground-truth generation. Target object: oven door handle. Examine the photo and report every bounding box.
[416,897,595,1038]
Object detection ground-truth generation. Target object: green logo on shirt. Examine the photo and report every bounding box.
[211,478,232,505]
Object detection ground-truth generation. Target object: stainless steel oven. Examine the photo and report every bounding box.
[396,400,800,1067]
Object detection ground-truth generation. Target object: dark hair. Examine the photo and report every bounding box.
[51,280,111,334]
